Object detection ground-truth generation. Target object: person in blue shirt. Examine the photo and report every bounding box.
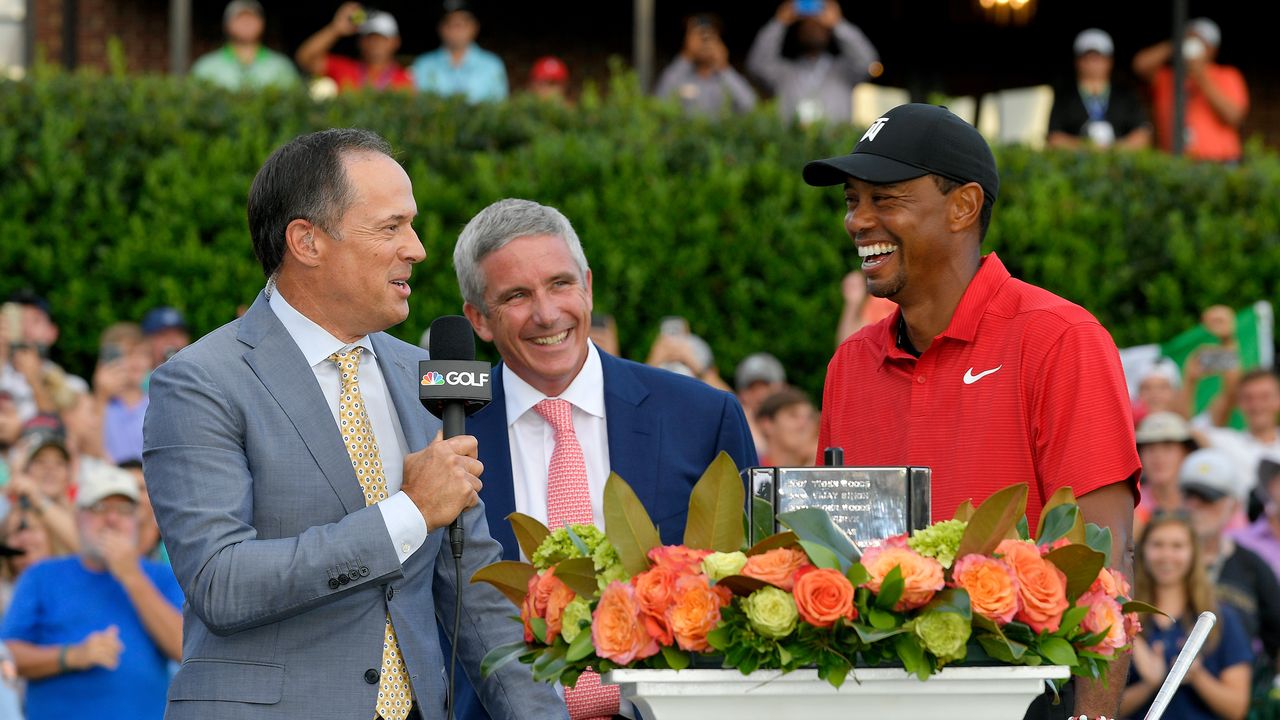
[1121,511,1252,720]
[411,0,508,102]
[1,460,183,720]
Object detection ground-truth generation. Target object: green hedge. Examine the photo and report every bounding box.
[2,69,1278,400]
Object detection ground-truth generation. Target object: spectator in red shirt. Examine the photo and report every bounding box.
[528,56,570,103]
[803,102,1140,720]
[1133,17,1249,163]
[296,2,412,93]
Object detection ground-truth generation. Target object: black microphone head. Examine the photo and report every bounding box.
[429,315,475,362]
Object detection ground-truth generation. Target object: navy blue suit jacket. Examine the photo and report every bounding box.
[455,349,757,718]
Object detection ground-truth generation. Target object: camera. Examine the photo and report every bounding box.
[795,0,824,17]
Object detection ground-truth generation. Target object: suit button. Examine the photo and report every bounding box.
[386,586,395,601]
[338,574,350,585]
[328,578,340,590]
[360,566,370,577]
[364,668,380,684]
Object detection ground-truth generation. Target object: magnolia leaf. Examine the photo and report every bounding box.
[778,507,859,570]
[1121,600,1167,617]
[978,634,1018,663]
[1038,636,1078,667]
[471,561,537,607]
[747,531,799,556]
[1085,524,1114,568]
[481,641,532,678]
[1045,544,1106,601]
[565,625,595,662]
[1035,487,1085,545]
[973,614,1027,660]
[846,562,870,588]
[1036,504,1081,549]
[532,649,569,683]
[555,557,602,599]
[798,540,842,570]
[956,484,1028,559]
[507,512,550,563]
[717,574,774,596]
[953,499,975,523]
[684,452,746,552]
[924,588,972,620]
[603,472,662,576]
[750,496,775,546]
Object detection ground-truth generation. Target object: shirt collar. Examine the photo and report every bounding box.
[268,287,374,368]
[503,343,605,427]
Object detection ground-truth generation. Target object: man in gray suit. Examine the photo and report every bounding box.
[143,129,566,720]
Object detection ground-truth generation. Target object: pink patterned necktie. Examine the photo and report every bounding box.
[532,398,620,720]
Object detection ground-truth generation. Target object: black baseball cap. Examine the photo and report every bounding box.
[803,103,1000,208]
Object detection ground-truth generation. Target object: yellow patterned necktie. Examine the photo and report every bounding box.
[331,347,412,720]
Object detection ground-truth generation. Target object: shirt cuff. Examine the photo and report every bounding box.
[378,491,429,563]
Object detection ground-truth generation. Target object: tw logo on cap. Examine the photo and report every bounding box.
[861,117,889,142]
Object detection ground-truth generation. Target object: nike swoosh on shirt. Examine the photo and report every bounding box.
[963,365,1003,384]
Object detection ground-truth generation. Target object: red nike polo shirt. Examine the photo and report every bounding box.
[817,253,1140,531]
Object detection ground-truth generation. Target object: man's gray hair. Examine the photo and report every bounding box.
[453,198,590,313]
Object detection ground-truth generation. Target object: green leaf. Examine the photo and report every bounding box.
[874,566,904,611]
[746,531,799,556]
[603,472,662,576]
[1121,600,1166,616]
[778,508,859,570]
[952,499,975,522]
[661,645,691,670]
[867,607,898,630]
[530,617,548,645]
[846,562,870,588]
[853,621,905,643]
[716,574,774,596]
[777,643,792,665]
[470,561,537,607]
[973,615,1027,660]
[1058,605,1090,636]
[1035,487,1086,545]
[565,624,596,662]
[798,540,842,570]
[563,525,592,556]
[1038,636,1078,667]
[1036,504,1080,548]
[751,496,775,546]
[532,648,569,683]
[894,634,929,680]
[554,557,601,599]
[480,640,532,678]
[923,588,972,620]
[684,452,746,552]
[956,484,1028,559]
[507,512,551,562]
[978,634,1018,663]
[1016,516,1030,541]
[1045,544,1106,601]
[1085,523,1114,567]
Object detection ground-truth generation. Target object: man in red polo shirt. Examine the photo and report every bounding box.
[803,103,1140,720]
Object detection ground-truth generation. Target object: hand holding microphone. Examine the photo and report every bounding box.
[401,432,483,533]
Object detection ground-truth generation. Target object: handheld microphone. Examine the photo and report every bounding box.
[419,315,493,559]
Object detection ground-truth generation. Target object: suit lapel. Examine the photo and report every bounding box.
[468,365,518,559]
[239,294,364,514]
[601,353,660,516]
[372,334,430,452]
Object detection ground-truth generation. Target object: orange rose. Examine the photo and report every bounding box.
[951,554,1021,625]
[632,565,680,645]
[860,546,944,611]
[648,545,712,575]
[997,539,1069,634]
[1089,567,1132,600]
[544,579,577,639]
[793,567,857,628]
[1078,590,1127,656]
[592,581,661,665]
[520,568,563,643]
[666,575,729,651]
[741,547,812,591]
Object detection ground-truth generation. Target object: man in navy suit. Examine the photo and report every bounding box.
[452,198,757,720]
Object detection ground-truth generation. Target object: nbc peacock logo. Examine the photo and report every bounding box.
[421,371,445,386]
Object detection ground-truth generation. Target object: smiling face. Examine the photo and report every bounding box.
[464,234,592,397]
[308,152,422,341]
[1141,520,1195,588]
[844,176,956,305]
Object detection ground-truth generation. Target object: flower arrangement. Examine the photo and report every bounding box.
[475,453,1155,690]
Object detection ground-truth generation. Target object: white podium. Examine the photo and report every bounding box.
[604,665,1070,720]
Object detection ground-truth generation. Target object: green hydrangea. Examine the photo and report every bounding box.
[531,524,610,570]
[912,611,971,664]
[592,541,628,591]
[742,586,799,639]
[907,519,967,569]
[560,596,592,644]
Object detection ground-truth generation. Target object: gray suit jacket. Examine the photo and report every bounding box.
[143,293,566,720]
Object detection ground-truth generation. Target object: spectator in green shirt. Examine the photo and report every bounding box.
[190,0,299,91]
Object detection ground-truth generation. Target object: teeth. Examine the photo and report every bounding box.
[858,243,897,258]
[531,330,569,346]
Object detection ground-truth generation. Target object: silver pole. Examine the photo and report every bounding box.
[633,0,654,92]
[1143,611,1216,720]
[169,0,192,76]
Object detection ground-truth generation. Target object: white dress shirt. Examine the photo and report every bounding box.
[505,343,611,531]
[269,289,428,563]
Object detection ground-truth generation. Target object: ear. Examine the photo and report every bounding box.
[463,302,494,343]
[284,219,321,268]
[948,183,984,235]
[584,269,594,313]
